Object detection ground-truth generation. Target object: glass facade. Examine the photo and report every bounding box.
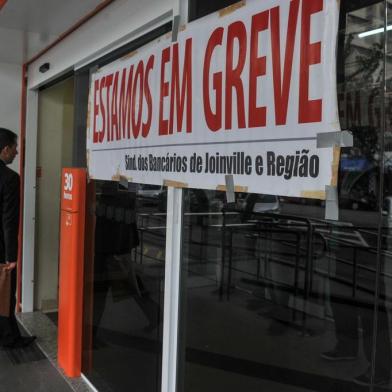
[79,1,392,391]
[82,181,167,392]
[176,0,392,391]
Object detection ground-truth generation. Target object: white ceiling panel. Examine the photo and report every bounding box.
[0,0,103,64]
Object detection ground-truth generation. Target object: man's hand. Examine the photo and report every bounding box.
[4,262,16,271]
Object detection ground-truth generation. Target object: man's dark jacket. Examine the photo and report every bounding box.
[0,160,19,263]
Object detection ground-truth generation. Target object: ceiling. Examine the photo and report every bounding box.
[1,0,392,67]
[0,0,104,65]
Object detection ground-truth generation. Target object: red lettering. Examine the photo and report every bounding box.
[299,0,322,123]
[105,74,114,141]
[225,21,247,130]
[142,55,155,138]
[271,0,299,125]
[169,38,193,134]
[111,71,119,140]
[249,11,268,128]
[93,79,100,143]
[119,66,134,139]
[159,47,171,135]
[132,61,144,139]
[203,27,224,132]
[99,77,106,143]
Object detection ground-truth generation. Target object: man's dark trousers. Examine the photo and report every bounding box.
[0,160,21,345]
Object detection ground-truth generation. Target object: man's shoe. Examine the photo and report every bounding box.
[353,368,390,386]
[4,336,36,349]
[320,347,357,361]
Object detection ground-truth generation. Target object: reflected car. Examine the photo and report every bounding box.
[157,188,211,213]
[339,166,378,211]
[137,184,165,204]
[240,193,280,214]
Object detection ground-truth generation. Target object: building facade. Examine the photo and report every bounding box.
[17,0,392,391]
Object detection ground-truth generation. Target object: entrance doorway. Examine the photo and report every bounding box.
[34,77,74,311]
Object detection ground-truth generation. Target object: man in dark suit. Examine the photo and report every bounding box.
[0,128,35,348]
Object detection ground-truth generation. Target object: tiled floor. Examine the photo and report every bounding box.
[0,337,73,392]
[15,312,94,392]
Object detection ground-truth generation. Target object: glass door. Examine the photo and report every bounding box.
[82,181,167,392]
[177,1,389,391]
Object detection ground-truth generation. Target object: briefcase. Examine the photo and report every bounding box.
[0,265,10,317]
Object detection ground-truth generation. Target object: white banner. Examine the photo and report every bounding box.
[87,0,340,199]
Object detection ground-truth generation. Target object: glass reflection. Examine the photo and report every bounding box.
[177,1,388,391]
[376,0,392,388]
[178,192,387,391]
[82,181,166,392]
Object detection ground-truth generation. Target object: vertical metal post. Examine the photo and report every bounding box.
[227,228,233,300]
[219,209,226,300]
[161,186,183,392]
[22,89,39,312]
[161,2,188,390]
[370,2,388,390]
[352,247,357,298]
